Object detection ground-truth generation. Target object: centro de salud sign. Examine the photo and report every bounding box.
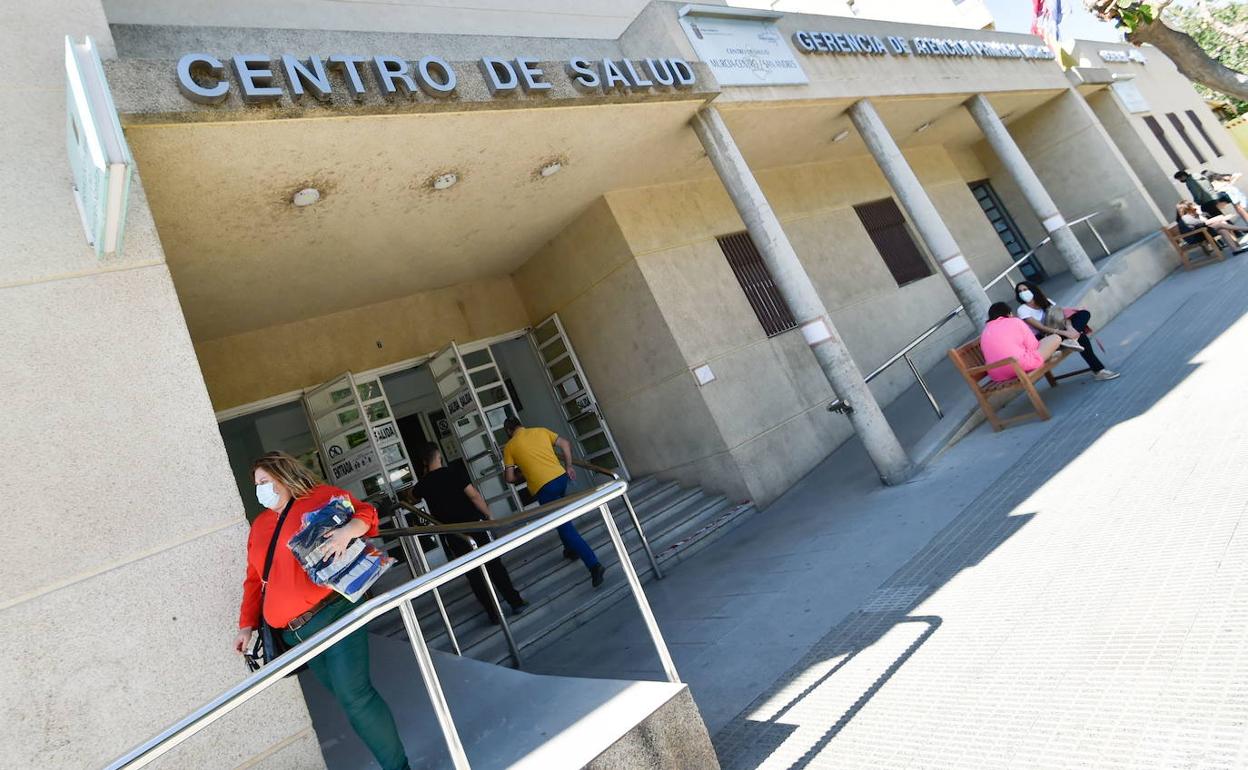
[176,53,697,105]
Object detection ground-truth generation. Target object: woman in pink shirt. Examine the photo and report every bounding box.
[980,302,1073,382]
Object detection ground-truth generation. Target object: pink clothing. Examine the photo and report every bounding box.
[980,316,1044,382]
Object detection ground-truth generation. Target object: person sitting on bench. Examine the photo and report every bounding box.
[980,302,1077,382]
[1176,200,1248,251]
[1014,281,1119,382]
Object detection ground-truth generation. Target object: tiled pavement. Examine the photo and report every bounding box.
[714,257,1248,768]
[529,255,1248,768]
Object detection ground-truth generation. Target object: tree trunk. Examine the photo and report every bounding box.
[1127,18,1248,102]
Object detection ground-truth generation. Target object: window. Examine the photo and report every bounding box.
[853,197,933,286]
[1186,110,1223,158]
[1143,115,1186,171]
[716,231,798,337]
[1167,112,1206,164]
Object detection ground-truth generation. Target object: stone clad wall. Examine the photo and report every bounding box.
[0,3,324,767]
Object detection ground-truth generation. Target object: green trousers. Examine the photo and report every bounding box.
[283,599,409,770]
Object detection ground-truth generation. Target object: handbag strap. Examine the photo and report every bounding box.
[259,498,297,609]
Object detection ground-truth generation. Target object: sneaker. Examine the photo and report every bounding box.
[590,564,606,588]
[1093,369,1121,381]
[509,599,529,616]
[1060,339,1084,351]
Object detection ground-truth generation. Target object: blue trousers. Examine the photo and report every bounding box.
[284,599,409,770]
[536,475,599,569]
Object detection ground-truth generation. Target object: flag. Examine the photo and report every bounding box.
[1031,0,1070,54]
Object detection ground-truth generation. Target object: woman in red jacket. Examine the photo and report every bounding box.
[233,451,409,770]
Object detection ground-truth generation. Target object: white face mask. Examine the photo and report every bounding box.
[1018,290,1035,303]
[256,481,281,509]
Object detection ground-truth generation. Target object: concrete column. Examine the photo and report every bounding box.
[966,93,1098,281]
[849,99,992,331]
[692,106,913,486]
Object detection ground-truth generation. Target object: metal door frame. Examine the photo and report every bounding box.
[528,313,631,480]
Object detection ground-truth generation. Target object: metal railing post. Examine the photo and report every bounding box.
[414,539,462,656]
[1085,219,1111,256]
[597,503,680,684]
[397,601,471,770]
[620,492,664,579]
[904,353,943,419]
[465,536,522,668]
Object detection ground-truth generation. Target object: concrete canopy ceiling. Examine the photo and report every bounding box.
[127,101,709,341]
[721,90,1064,170]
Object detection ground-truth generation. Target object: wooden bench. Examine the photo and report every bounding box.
[1163,223,1225,271]
[948,339,1075,432]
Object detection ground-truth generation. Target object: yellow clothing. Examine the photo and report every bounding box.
[503,427,565,495]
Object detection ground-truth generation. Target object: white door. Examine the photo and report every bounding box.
[429,342,524,518]
[528,314,630,479]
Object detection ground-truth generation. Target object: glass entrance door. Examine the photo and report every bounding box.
[429,342,523,518]
[528,314,630,479]
[303,372,415,502]
[969,179,1047,283]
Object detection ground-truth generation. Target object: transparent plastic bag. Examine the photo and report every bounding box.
[287,495,394,602]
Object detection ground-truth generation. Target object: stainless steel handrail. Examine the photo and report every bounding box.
[387,500,522,667]
[572,460,663,579]
[827,210,1109,418]
[106,479,679,770]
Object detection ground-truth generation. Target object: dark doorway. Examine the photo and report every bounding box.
[969,180,1047,283]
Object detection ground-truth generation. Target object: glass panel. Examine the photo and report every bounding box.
[563,396,589,420]
[571,412,602,436]
[316,407,361,438]
[361,473,387,498]
[487,495,517,519]
[470,367,500,388]
[533,318,558,346]
[478,474,506,498]
[306,381,354,416]
[582,433,611,455]
[461,349,492,369]
[549,357,575,382]
[462,431,490,459]
[492,427,510,447]
[478,385,507,408]
[452,412,484,440]
[381,442,406,466]
[557,374,584,399]
[486,405,511,430]
[540,337,568,364]
[366,401,390,422]
[388,465,414,488]
[356,380,383,402]
[437,371,467,399]
[469,453,499,478]
[429,351,456,379]
[593,451,620,471]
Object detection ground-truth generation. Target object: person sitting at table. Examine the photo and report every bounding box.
[980,302,1076,383]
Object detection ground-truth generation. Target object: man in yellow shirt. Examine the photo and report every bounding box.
[503,418,605,587]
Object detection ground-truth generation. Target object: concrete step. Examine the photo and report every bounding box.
[373,483,757,666]
[395,482,714,643]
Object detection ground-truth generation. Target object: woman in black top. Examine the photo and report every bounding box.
[408,443,527,623]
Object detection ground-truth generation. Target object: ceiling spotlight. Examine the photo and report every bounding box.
[915,121,932,134]
[431,172,458,191]
[539,161,563,177]
[832,129,851,143]
[291,187,321,207]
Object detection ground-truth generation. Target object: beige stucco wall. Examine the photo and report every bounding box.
[513,199,749,502]
[1083,85,1183,215]
[196,276,529,412]
[974,88,1165,279]
[0,3,323,768]
[605,144,1015,504]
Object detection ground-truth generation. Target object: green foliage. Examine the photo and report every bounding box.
[1164,1,1248,117]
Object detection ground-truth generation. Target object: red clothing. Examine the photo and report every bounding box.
[239,485,380,630]
[980,316,1044,382]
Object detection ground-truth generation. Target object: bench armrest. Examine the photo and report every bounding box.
[966,357,1026,381]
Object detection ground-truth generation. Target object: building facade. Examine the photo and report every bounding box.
[5,1,1247,767]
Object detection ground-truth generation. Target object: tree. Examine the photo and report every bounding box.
[1086,0,1248,111]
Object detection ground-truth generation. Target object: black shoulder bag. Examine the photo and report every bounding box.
[246,499,306,674]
